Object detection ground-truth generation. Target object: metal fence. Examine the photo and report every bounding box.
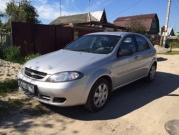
[12,22,74,56]
[12,22,106,56]
[0,30,12,46]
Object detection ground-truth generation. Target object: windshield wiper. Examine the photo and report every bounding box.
[75,50,91,53]
[63,48,74,51]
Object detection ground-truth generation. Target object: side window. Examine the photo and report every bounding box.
[135,35,150,51]
[119,36,137,53]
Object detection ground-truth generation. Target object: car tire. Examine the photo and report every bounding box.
[145,63,156,82]
[85,78,110,112]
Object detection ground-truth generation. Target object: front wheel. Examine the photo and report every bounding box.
[85,78,110,112]
[145,64,156,82]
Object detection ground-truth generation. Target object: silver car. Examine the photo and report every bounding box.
[18,32,157,112]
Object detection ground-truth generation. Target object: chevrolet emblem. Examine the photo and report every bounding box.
[30,72,35,76]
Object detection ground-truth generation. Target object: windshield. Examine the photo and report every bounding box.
[64,35,121,54]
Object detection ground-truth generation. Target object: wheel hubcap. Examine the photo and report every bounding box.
[150,65,156,80]
[94,83,108,107]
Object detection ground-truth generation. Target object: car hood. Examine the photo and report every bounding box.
[24,50,108,74]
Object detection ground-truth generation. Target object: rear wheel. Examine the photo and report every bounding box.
[145,64,156,82]
[85,78,110,112]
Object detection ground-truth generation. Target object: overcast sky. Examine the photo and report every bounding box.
[1,0,179,30]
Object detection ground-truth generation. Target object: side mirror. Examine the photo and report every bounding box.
[118,49,133,57]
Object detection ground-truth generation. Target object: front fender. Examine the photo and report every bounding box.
[80,68,112,104]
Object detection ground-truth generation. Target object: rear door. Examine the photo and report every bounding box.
[134,35,153,76]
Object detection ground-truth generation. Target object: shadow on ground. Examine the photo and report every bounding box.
[157,57,168,62]
[0,71,179,133]
[44,71,179,120]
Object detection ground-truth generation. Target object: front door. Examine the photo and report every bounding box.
[112,35,142,89]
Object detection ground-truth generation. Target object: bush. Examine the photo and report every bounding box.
[166,39,179,48]
[0,45,23,63]
[5,46,22,63]
[0,45,41,64]
[0,46,5,59]
[169,40,179,51]
[24,53,41,62]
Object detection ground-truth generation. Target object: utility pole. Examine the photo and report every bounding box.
[88,0,91,25]
[162,0,172,47]
[60,0,62,16]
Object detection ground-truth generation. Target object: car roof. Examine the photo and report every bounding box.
[87,32,135,36]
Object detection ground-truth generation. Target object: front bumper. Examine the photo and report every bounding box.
[18,71,89,107]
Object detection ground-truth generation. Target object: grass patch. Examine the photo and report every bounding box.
[161,51,179,55]
[0,45,41,64]
[0,79,18,96]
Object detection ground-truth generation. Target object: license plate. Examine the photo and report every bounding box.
[18,80,35,93]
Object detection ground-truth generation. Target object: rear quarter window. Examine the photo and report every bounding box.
[135,35,150,51]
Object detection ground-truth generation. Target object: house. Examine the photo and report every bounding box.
[50,10,107,27]
[166,28,175,36]
[50,10,125,32]
[113,13,160,35]
[174,30,179,36]
[159,27,175,36]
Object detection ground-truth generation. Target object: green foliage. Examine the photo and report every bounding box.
[170,41,178,47]
[126,19,147,34]
[172,40,179,48]
[3,45,23,63]
[2,0,41,31]
[0,45,6,59]
[24,53,41,62]
[0,45,41,64]
[0,11,5,27]
[0,79,18,96]
[159,51,179,55]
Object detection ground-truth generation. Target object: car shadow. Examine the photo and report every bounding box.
[157,57,168,62]
[44,71,179,121]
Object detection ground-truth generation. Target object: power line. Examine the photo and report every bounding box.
[108,0,143,20]
[174,0,179,9]
[173,0,179,10]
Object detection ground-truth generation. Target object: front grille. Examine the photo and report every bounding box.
[25,67,47,79]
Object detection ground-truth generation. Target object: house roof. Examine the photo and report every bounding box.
[113,13,157,31]
[50,10,107,25]
[167,27,174,36]
[174,30,179,36]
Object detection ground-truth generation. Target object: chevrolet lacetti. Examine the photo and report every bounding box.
[18,32,157,112]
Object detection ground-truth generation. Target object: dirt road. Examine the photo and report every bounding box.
[0,54,179,135]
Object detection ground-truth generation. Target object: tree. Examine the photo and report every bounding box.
[126,19,147,34]
[0,11,5,28]
[5,0,40,31]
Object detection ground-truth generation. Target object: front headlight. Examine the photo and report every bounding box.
[46,71,83,82]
